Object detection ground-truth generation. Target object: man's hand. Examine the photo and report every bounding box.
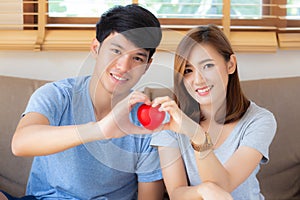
[98,91,164,139]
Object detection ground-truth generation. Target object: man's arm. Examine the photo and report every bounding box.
[137,180,165,200]
[11,112,105,156]
[11,91,156,157]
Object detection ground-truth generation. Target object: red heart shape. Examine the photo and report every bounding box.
[137,104,166,130]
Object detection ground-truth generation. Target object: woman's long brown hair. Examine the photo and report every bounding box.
[174,24,250,124]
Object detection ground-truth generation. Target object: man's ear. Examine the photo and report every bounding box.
[227,54,237,74]
[91,38,100,58]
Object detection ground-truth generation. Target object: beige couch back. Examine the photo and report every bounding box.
[0,75,299,200]
[0,76,49,196]
[241,77,300,200]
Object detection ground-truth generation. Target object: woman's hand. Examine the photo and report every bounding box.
[197,182,233,200]
[152,96,204,139]
[152,96,183,132]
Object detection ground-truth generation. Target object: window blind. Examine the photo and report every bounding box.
[0,0,299,51]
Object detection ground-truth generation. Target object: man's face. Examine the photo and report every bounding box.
[93,32,151,95]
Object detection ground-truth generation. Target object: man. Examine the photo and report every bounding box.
[2,4,164,200]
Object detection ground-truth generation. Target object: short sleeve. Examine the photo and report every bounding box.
[23,82,68,125]
[240,109,277,164]
[134,136,163,182]
[150,130,179,148]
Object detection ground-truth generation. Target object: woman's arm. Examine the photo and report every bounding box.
[158,146,233,200]
[195,146,262,192]
[153,96,264,192]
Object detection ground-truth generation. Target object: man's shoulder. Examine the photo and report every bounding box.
[52,76,90,88]
[42,76,90,94]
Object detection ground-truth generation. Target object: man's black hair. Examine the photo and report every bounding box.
[96,4,162,59]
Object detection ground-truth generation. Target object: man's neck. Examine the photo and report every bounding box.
[89,75,129,121]
[89,76,112,121]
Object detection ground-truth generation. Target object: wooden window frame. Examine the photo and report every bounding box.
[23,0,38,29]
[1,0,298,52]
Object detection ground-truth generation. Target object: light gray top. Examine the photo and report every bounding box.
[151,102,277,200]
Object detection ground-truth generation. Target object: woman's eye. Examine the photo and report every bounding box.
[203,63,214,70]
[184,68,192,74]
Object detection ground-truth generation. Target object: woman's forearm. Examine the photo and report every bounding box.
[195,150,232,191]
[170,185,203,200]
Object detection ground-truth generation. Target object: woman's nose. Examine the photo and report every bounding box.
[194,69,205,84]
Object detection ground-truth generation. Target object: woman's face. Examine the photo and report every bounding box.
[182,43,236,107]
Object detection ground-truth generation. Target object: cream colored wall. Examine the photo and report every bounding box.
[0,50,300,89]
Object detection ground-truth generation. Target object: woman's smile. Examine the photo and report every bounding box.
[195,85,214,96]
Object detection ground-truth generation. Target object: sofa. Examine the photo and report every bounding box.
[0,75,299,200]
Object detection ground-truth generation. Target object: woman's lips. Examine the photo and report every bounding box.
[195,85,214,96]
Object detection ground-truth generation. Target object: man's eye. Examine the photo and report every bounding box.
[111,49,121,54]
[134,57,144,63]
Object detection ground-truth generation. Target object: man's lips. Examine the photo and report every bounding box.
[110,73,128,81]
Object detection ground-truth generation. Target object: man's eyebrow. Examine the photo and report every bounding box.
[136,52,148,58]
[111,42,148,58]
[111,42,124,50]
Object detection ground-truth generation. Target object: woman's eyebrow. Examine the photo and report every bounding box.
[197,58,214,65]
[186,58,213,67]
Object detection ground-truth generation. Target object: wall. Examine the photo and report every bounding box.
[0,49,300,89]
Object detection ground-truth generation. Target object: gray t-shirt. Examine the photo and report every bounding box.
[151,102,276,200]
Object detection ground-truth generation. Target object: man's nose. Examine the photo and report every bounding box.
[116,54,131,72]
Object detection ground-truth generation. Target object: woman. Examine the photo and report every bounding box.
[151,24,277,200]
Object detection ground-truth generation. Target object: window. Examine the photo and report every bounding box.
[48,0,131,17]
[0,0,299,51]
[46,0,299,30]
[48,0,262,19]
[287,0,300,19]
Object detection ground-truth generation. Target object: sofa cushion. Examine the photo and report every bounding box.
[241,77,300,200]
[0,76,48,197]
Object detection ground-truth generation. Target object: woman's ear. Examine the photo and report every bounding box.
[91,38,100,58]
[227,54,237,74]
